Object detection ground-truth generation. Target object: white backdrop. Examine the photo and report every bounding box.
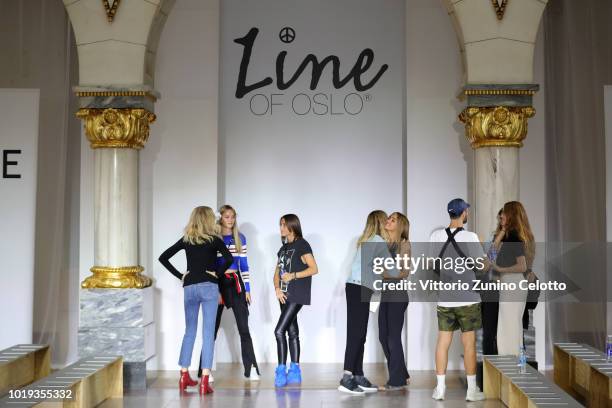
[217,0,405,364]
[0,89,39,349]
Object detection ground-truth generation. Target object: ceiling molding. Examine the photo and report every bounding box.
[492,0,509,20]
[102,0,121,23]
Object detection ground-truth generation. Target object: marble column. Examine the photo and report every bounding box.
[94,148,138,270]
[76,91,156,288]
[473,146,519,238]
[459,85,537,239]
[75,87,158,389]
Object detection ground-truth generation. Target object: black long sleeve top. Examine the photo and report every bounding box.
[158,236,234,287]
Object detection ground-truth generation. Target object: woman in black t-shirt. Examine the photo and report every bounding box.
[490,201,535,356]
[273,214,318,387]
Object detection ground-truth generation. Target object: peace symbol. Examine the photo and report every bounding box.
[279,27,296,44]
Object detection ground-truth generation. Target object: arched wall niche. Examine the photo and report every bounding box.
[442,0,548,84]
[62,0,176,87]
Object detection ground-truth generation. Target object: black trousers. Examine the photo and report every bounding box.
[274,302,302,365]
[198,291,258,377]
[343,283,373,376]
[522,305,530,330]
[378,300,409,386]
[481,300,499,355]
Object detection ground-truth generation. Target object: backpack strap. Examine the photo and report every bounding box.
[447,229,469,259]
[437,227,465,259]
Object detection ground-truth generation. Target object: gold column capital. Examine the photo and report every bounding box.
[81,266,152,289]
[459,106,535,149]
[76,108,156,150]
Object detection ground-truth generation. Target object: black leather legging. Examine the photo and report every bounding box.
[274,302,302,365]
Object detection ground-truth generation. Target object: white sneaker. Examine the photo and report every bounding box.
[466,388,485,401]
[249,370,260,381]
[208,374,214,383]
[432,387,446,400]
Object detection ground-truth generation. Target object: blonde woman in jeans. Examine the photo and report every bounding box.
[159,206,233,394]
[490,201,535,355]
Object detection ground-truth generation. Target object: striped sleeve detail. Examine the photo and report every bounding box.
[239,234,250,292]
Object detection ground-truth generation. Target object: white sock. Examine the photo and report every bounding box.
[343,370,352,376]
[436,374,446,389]
[467,375,477,390]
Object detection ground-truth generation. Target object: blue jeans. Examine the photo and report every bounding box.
[178,282,218,369]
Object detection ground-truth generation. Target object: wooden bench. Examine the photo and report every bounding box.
[0,345,51,396]
[0,355,122,407]
[554,342,612,407]
[484,355,582,407]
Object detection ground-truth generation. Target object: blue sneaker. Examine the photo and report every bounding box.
[275,365,287,387]
[287,362,302,384]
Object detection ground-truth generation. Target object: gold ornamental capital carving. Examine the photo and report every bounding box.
[459,106,535,149]
[76,108,156,150]
[82,265,152,289]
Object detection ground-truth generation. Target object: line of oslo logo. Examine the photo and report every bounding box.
[234,27,386,116]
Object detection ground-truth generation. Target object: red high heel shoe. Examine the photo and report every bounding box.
[200,375,214,395]
[179,370,198,391]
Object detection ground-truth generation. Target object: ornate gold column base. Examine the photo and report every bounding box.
[81,266,152,289]
[459,106,535,148]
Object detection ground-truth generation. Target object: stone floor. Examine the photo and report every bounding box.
[98,364,505,408]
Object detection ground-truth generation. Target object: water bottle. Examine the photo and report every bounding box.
[518,346,527,373]
[606,335,612,362]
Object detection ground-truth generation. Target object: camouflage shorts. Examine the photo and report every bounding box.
[437,303,482,332]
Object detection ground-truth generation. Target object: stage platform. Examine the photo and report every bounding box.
[99,363,507,407]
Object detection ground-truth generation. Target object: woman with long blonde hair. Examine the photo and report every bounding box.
[378,211,411,390]
[159,206,233,394]
[207,205,259,380]
[490,201,535,355]
[338,210,398,395]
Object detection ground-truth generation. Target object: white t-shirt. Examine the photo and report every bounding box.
[429,227,485,308]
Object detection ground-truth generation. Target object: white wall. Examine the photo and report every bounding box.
[405,0,466,371]
[522,25,547,369]
[404,0,547,370]
[143,0,220,370]
[0,89,39,349]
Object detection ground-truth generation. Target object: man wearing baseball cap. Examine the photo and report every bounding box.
[428,198,487,401]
